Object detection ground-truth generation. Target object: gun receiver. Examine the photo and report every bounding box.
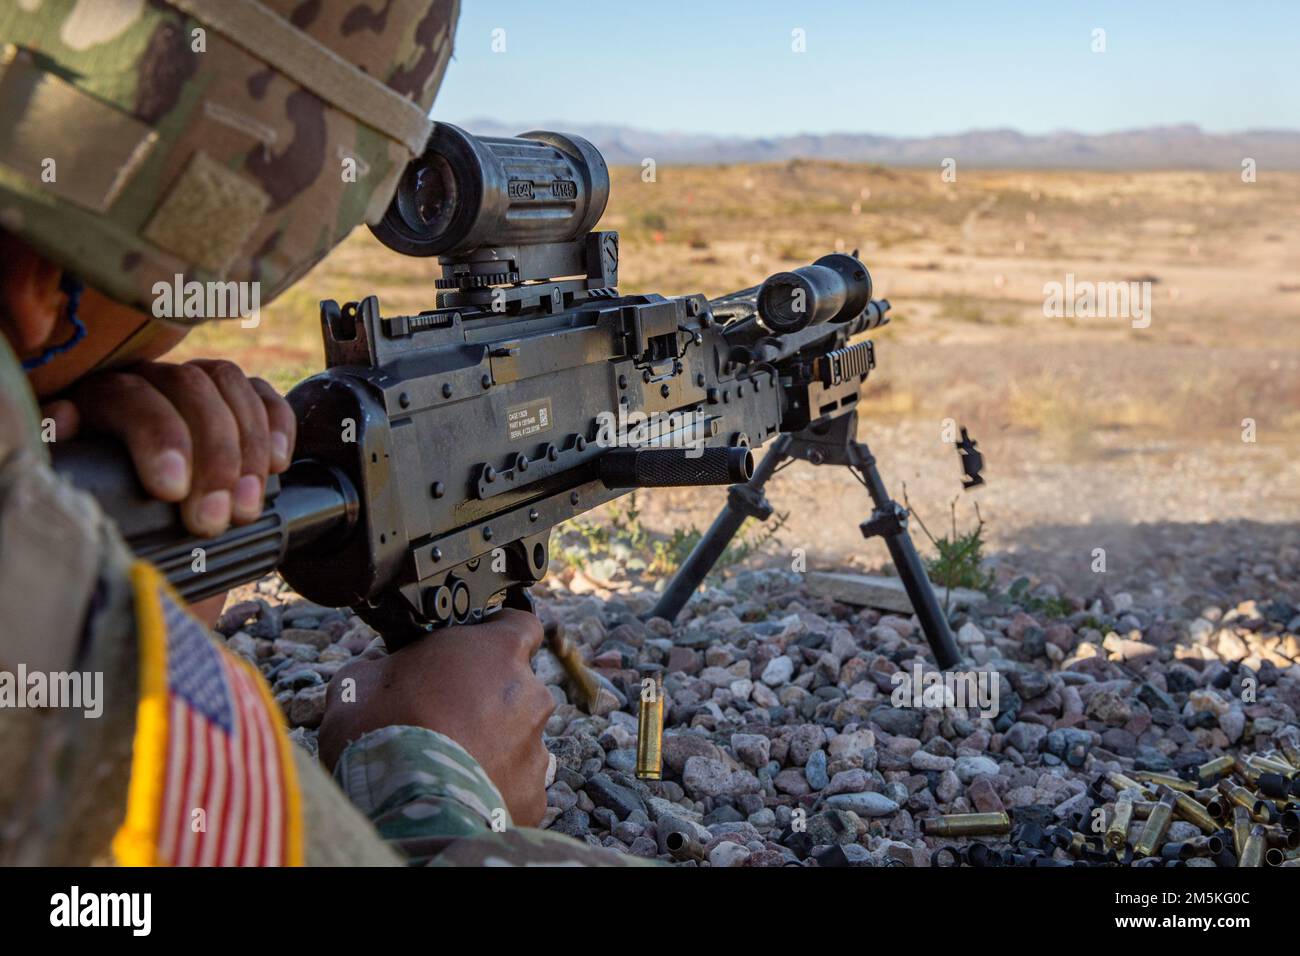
[54,124,963,667]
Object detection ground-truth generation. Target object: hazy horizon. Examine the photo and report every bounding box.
[450,118,1300,139]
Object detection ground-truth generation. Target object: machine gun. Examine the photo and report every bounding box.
[56,123,963,668]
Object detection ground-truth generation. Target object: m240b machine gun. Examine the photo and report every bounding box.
[57,123,963,668]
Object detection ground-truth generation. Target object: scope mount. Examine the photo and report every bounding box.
[434,230,620,313]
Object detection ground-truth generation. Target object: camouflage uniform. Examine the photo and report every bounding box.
[336,726,640,867]
[0,0,457,329]
[0,0,633,866]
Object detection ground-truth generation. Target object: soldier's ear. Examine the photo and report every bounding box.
[0,232,64,353]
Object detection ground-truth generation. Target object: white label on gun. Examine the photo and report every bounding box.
[506,398,553,442]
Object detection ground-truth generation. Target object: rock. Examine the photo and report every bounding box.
[825,769,871,795]
[1008,670,1052,700]
[935,769,962,803]
[215,601,263,636]
[804,809,859,846]
[870,705,924,737]
[731,733,771,768]
[966,776,1005,813]
[774,767,812,796]
[1086,689,1132,726]
[226,632,257,659]
[708,841,751,867]
[280,627,332,650]
[788,724,828,765]
[682,756,758,799]
[1004,722,1047,754]
[1219,708,1246,743]
[273,638,318,662]
[910,750,955,772]
[585,773,646,820]
[824,791,900,817]
[828,729,877,766]
[662,733,727,773]
[761,655,795,686]
[954,755,1000,783]
[288,684,327,728]
[1045,728,1093,767]
[549,807,591,838]
[805,749,829,790]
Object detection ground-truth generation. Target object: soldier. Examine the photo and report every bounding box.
[0,0,634,867]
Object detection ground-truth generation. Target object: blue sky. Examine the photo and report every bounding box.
[431,1,1299,137]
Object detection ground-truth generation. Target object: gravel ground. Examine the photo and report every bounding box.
[216,525,1300,866]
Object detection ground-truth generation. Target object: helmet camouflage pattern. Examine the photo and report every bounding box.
[0,0,459,322]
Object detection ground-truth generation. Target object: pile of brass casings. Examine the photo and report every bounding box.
[923,746,1300,867]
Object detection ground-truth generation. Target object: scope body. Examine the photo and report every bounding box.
[756,253,873,334]
[372,123,610,258]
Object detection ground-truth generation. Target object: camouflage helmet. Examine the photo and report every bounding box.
[0,0,459,323]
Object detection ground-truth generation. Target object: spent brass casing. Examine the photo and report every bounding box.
[1233,756,1262,787]
[1232,806,1252,858]
[1134,790,1177,857]
[1220,780,1271,823]
[635,681,665,781]
[1278,735,1300,770]
[1107,791,1136,849]
[1107,771,1152,797]
[1173,792,1219,835]
[1136,772,1197,793]
[1162,835,1224,861]
[1065,832,1093,858]
[661,827,705,862]
[543,622,601,714]
[1197,755,1236,785]
[1259,825,1300,849]
[922,812,1012,838]
[1251,755,1297,778]
[1131,800,1160,820]
[1238,825,1266,867]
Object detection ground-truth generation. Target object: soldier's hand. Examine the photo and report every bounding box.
[318,609,556,828]
[42,360,295,536]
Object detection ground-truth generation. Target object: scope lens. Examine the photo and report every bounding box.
[757,275,812,333]
[395,154,458,239]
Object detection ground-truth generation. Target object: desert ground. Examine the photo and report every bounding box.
[176,163,1300,604]
[196,163,1300,866]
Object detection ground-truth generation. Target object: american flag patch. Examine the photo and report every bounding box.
[113,562,302,866]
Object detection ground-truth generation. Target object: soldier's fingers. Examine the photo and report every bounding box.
[249,377,295,472]
[488,608,546,659]
[38,398,80,443]
[133,362,242,537]
[71,373,192,503]
[190,360,271,523]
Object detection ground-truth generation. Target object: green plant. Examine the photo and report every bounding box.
[552,491,788,579]
[1005,577,1073,619]
[904,490,995,611]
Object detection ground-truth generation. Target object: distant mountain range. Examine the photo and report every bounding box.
[455,119,1300,169]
